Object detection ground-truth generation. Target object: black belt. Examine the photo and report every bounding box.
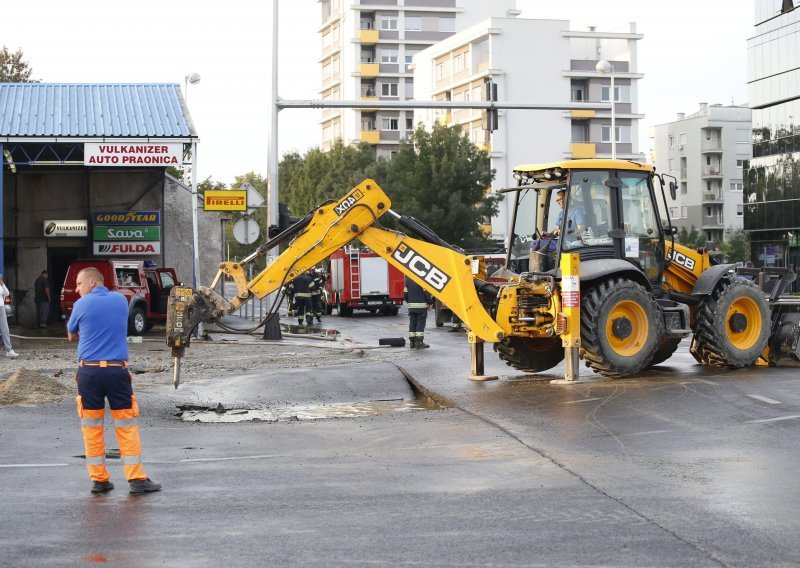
[80,360,128,368]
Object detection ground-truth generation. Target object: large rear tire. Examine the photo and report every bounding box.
[581,278,662,378]
[494,337,564,373]
[648,337,682,367]
[691,275,770,368]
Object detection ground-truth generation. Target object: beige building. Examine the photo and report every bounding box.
[318,0,517,158]
[412,17,644,239]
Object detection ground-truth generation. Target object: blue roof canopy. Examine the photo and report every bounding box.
[0,83,197,139]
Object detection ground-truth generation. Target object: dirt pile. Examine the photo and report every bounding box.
[0,368,72,406]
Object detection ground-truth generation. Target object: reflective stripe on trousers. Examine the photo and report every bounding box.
[76,366,147,482]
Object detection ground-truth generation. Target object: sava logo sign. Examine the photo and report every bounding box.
[392,243,451,291]
[333,189,364,217]
[93,241,161,255]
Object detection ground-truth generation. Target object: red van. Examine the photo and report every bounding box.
[60,259,179,335]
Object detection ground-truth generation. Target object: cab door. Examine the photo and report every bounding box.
[617,171,666,286]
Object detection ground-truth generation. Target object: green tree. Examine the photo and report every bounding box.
[676,225,707,250]
[380,123,497,248]
[0,46,37,82]
[720,227,750,263]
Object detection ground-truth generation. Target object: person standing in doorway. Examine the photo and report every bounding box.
[404,276,431,349]
[34,270,51,327]
[0,274,19,357]
[67,267,160,494]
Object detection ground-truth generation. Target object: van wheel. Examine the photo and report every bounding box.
[129,307,147,336]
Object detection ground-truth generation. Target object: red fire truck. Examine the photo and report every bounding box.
[324,247,404,316]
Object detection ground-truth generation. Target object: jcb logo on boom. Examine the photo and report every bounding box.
[334,189,364,217]
[669,250,696,271]
[392,244,451,292]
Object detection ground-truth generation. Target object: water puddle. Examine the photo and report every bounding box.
[178,396,444,423]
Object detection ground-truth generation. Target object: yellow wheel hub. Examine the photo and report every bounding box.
[726,296,761,350]
[606,300,649,356]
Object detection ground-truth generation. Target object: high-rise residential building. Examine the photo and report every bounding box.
[744,0,799,268]
[653,104,752,246]
[412,17,644,240]
[318,0,517,158]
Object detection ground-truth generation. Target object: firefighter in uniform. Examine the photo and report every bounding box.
[310,268,325,323]
[67,267,161,494]
[404,276,431,348]
[286,270,314,326]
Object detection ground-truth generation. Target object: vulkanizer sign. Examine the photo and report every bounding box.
[93,241,161,255]
[92,211,160,225]
[84,143,182,166]
[93,226,161,241]
[43,220,88,237]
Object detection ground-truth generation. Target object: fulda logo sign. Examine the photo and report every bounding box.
[669,249,696,271]
[392,243,451,291]
[333,189,364,217]
[92,241,161,255]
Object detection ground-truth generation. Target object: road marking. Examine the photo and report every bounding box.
[562,397,604,404]
[747,394,782,405]
[180,454,278,463]
[0,463,68,468]
[745,415,800,424]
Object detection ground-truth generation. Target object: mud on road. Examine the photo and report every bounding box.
[0,327,409,406]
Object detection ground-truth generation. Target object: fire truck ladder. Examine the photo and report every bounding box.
[346,246,361,299]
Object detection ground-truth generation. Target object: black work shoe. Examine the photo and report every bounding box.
[417,341,430,348]
[129,478,162,493]
[91,480,114,493]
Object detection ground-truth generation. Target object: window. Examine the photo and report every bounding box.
[681,206,688,218]
[601,125,631,143]
[453,53,464,73]
[435,62,443,80]
[737,159,746,168]
[439,17,455,32]
[404,17,421,31]
[730,180,743,192]
[669,135,675,149]
[679,133,687,146]
[380,49,398,64]
[405,116,414,130]
[669,207,678,218]
[600,84,630,103]
[705,206,713,217]
[381,117,399,131]
[737,204,744,216]
[404,81,413,98]
[381,83,398,97]
[735,128,751,142]
[380,17,397,31]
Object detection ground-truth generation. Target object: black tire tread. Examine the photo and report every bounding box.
[494,337,564,373]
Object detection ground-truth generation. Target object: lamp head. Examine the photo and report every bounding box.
[185,72,202,85]
[595,60,613,74]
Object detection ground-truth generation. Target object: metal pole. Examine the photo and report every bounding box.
[610,69,616,159]
[190,141,204,337]
[268,0,279,230]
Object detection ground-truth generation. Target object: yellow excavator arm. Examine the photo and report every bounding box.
[166,179,504,370]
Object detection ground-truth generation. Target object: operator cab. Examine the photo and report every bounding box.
[506,160,667,287]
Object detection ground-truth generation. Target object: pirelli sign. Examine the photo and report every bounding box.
[204,190,247,211]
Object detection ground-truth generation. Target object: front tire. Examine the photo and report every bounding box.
[581,278,662,378]
[129,306,147,336]
[691,275,770,367]
[494,337,564,373]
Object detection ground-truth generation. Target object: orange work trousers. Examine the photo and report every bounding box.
[76,362,147,482]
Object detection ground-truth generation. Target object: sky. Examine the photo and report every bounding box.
[0,0,755,185]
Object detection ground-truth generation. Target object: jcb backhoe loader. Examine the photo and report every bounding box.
[166,159,800,386]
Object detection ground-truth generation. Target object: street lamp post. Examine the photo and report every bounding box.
[184,72,203,335]
[595,60,616,159]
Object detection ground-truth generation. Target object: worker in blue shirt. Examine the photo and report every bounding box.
[550,188,584,238]
[67,267,160,494]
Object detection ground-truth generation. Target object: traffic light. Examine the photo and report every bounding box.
[482,79,498,132]
[268,203,299,241]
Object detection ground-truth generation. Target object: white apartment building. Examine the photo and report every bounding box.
[652,104,752,245]
[412,17,644,240]
[318,0,517,158]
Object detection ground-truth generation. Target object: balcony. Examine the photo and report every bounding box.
[360,130,380,144]
[359,63,379,77]
[358,29,379,44]
[702,166,723,178]
[702,193,720,202]
[701,141,723,153]
[570,143,596,159]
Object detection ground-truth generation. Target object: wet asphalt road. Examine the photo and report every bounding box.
[1,310,800,567]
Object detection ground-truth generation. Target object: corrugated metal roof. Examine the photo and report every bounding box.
[0,83,197,138]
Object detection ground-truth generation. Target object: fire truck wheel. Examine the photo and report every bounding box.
[581,278,662,378]
[691,275,770,367]
[128,306,147,336]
